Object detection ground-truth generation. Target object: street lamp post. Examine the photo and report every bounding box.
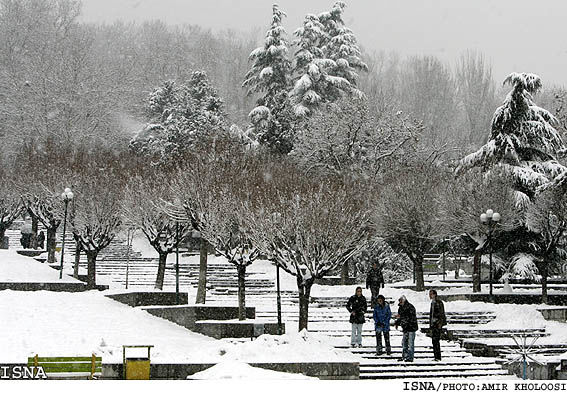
[59,188,74,279]
[480,209,501,297]
[175,221,180,305]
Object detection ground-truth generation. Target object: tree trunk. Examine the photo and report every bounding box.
[340,263,349,285]
[86,250,97,289]
[30,215,38,249]
[414,257,425,292]
[47,226,57,263]
[237,265,246,321]
[455,257,460,279]
[297,279,314,331]
[541,265,548,305]
[155,251,168,290]
[195,238,208,304]
[73,241,81,279]
[472,250,482,293]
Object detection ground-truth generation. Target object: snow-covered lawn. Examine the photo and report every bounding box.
[0,290,355,365]
[0,249,81,283]
[187,361,317,380]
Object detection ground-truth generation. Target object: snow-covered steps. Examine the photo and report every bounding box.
[359,368,511,379]
[446,328,549,339]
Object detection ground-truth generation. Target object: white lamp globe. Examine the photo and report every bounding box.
[67,192,74,200]
[480,213,488,223]
[486,209,494,218]
[64,187,71,194]
[492,212,501,222]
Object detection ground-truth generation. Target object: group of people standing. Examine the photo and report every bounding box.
[346,263,446,361]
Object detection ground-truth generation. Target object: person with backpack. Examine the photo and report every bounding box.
[346,286,367,348]
[366,262,385,308]
[429,289,447,361]
[373,294,392,356]
[394,295,418,362]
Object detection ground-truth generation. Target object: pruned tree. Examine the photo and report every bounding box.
[122,173,191,290]
[0,174,24,244]
[373,162,449,291]
[245,164,370,330]
[72,174,121,289]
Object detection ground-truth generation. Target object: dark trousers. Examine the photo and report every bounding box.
[375,330,391,354]
[431,328,442,360]
[369,286,380,308]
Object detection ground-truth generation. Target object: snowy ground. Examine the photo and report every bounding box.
[187,361,317,380]
[0,290,355,365]
[0,250,81,283]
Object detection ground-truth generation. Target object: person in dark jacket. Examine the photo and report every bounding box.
[394,295,418,362]
[366,262,385,308]
[346,286,367,347]
[37,231,45,250]
[429,289,446,361]
[373,294,392,355]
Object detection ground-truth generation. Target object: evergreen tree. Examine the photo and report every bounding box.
[290,14,345,117]
[318,1,367,98]
[130,71,225,164]
[457,72,566,208]
[243,4,295,154]
[290,3,366,117]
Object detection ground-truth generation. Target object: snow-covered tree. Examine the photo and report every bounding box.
[446,169,522,292]
[351,238,413,283]
[243,4,295,154]
[72,175,122,289]
[244,165,370,330]
[317,1,367,96]
[524,185,567,303]
[373,162,450,291]
[457,72,567,208]
[291,97,419,180]
[0,175,24,243]
[122,174,192,290]
[130,71,225,164]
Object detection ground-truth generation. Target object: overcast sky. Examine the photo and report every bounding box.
[80,0,567,87]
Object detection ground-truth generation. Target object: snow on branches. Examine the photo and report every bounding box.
[457,72,567,207]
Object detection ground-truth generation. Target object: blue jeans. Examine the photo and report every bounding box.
[402,331,416,361]
[351,323,363,345]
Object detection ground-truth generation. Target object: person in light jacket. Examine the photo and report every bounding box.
[373,294,392,356]
[346,286,367,348]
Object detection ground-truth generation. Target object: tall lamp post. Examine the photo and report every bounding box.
[59,188,74,279]
[480,209,501,297]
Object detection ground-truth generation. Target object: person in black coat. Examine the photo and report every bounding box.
[346,286,367,347]
[394,295,418,362]
[37,231,45,250]
[366,262,385,308]
[429,289,446,361]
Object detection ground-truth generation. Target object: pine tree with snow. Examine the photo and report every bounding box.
[290,3,366,117]
[317,1,367,99]
[243,4,295,154]
[457,72,567,208]
[130,71,226,164]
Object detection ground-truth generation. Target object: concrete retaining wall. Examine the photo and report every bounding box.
[537,307,567,323]
[101,361,359,380]
[140,305,255,331]
[503,360,559,380]
[106,292,189,307]
[194,321,284,339]
[0,282,107,292]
